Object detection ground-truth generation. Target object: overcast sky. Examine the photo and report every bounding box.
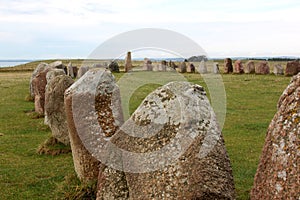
[0,0,300,59]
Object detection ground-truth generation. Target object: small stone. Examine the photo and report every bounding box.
[234,60,244,74]
[255,61,270,74]
[245,61,256,74]
[224,58,233,73]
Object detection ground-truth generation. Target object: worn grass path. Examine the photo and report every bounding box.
[0,70,291,199]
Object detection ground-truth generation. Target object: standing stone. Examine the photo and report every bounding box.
[245,61,256,74]
[77,66,89,78]
[49,60,67,74]
[169,61,178,70]
[67,62,75,78]
[273,64,284,75]
[104,81,235,199]
[46,68,65,84]
[65,69,124,183]
[177,62,187,73]
[234,60,244,74]
[45,75,74,145]
[285,60,300,76]
[198,60,208,74]
[224,58,233,73]
[256,61,270,75]
[32,67,52,115]
[158,60,167,71]
[125,52,132,72]
[213,63,220,74]
[108,61,120,72]
[251,73,300,200]
[142,58,153,71]
[30,62,49,99]
[187,63,195,73]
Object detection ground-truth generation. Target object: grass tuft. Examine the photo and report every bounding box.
[37,136,71,156]
[56,173,97,200]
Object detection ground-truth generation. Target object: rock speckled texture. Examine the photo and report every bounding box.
[45,75,74,145]
[251,73,300,200]
[234,60,244,74]
[255,61,270,75]
[285,60,300,76]
[65,69,123,183]
[101,81,235,199]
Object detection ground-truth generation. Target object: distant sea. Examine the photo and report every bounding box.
[0,60,33,68]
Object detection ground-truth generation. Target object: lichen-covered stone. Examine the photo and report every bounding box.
[45,75,74,145]
[77,66,90,78]
[251,73,300,200]
[273,64,284,75]
[30,62,49,99]
[198,60,208,74]
[256,61,270,74]
[285,60,300,76]
[64,69,123,183]
[245,61,255,74]
[107,81,235,199]
[234,60,244,74]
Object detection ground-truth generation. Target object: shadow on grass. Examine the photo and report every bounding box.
[37,136,71,156]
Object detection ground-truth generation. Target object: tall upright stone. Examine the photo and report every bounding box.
[213,63,220,74]
[245,61,256,74]
[224,58,233,74]
[285,60,300,76]
[98,81,235,199]
[234,60,244,74]
[125,51,132,72]
[273,64,284,75]
[198,60,208,74]
[45,75,74,145]
[64,69,124,183]
[256,61,270,75]
[30,62,49,99]
[251,73,300,200]
[177,61,187,73]
[67,62,75,78]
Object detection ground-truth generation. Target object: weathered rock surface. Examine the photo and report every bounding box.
[234,60,244,74]
[46,68,65,84]
[65,69,124,183]
[285,60,300,76]
[30,62,49,99]
[108,61,120,72]
[143,58,153,71]
[245,61,256,74]
[177,62,187,73]
[67,62,75,78]
[49,60,67,74]
[198,60,208,74]
[273,64,284,75]
[125,52,132,72]
[32,67,52,114]
[213,63,220,74]
[77,66,90,78]
[251,73,300,200]
[45,75,74,145]
[101,81,235,199]
[224,58,233,73]
[256,61,270,74]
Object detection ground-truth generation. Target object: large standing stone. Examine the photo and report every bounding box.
[224,58,233,74]
[177,62,187,73]
[46,68,65,84]
[30,62,49,99]
[244,61,256,74]
[273,64,284,75]
[125,52,132,72]
[65,69,124,183]
[32,67,52,115]
[256,61,270,74]
[49,60,67,74]
[143,58,153,71]
[77,66,90,78]
[213,63,220,74]
[234,60,244,74]
[67,62,75,78]
[108,61,120,72]
[251,73,300,200]
[285,60,300,76]
[45,75,74,145]
[101,81,235,199]
[187,63,195,73]
[198,60,208,74]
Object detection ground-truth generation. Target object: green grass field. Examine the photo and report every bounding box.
[0,63,291,199]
